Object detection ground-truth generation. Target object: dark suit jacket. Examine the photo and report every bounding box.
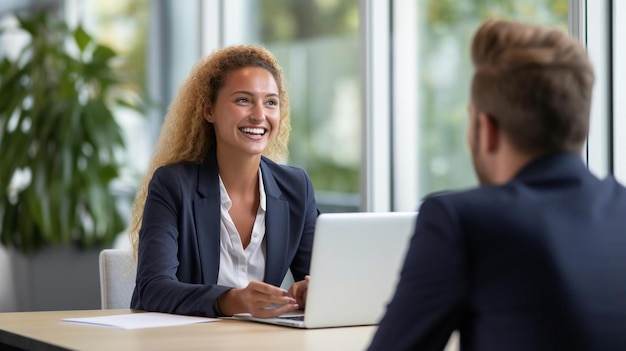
[368,153,626,351]
[130,151,319,317]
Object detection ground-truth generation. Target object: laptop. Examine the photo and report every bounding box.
[233,211,417,328]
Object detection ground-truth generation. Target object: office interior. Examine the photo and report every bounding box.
[0,0,623,313]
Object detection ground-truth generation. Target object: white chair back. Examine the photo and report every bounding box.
[99,249,136,309]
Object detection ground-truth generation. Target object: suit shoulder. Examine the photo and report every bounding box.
[261,157,310,182]
[154,162,199,174]
[421,186,485,204]
[602,174,626,192]
[419,185,505,214]
[151,162,200,185]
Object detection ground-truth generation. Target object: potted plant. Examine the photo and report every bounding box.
[0,11,142,310]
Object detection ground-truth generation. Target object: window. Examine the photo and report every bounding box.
[65,0,151,193]
[614,0,626,183]
[391,0,569,210]
[584,0,611,177]
[221,0,361,212]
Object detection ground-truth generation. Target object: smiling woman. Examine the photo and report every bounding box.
[207,66,281,159]
[127,45,320,318]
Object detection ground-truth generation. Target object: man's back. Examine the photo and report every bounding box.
[369,153,626,350]
[453,153,626,349]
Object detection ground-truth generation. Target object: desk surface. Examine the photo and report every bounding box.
[0,309,377,351]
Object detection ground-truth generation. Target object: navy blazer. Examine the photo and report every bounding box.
[368,153,626,351]
[130,151,319,317]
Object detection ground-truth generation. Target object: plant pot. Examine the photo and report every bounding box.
[8,245,101,311]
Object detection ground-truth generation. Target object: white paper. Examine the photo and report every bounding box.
[62,312,220,329]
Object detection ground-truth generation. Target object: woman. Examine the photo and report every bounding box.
[128,45,318,318]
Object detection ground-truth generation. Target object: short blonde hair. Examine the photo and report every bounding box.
[128,45,291,258]
[471,19,594,154]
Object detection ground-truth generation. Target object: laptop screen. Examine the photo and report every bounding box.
[302,211,417,328]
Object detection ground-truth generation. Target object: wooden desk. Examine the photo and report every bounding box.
[0,309,377,351]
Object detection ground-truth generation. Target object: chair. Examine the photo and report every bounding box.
[99,249,136,309]
[98,248,295,309]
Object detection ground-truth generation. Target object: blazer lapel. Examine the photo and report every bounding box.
[261,159,291,286]
[194,152,222,285]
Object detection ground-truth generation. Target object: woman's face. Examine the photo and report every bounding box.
[206,66,280,159]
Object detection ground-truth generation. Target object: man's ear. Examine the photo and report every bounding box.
[478,112,500,153]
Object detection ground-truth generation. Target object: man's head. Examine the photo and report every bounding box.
[468,19,594,184]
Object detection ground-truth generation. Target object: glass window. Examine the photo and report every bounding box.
[394,0,569,208]
[225,0,361,212]
[65,0,150,194]
[584,0,611,178]
[614,0,626,183]
[63,0,150,248]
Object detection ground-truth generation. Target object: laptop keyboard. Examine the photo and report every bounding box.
[278,315,304,321]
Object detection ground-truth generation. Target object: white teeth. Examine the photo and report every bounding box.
[240,127,265,135]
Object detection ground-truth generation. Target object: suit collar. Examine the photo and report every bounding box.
[513,152,591,185]
[197,152,281,199]
[197,150,220,198]
[259,157,283,200]
[259,157,291,285]
[194,151,221,284]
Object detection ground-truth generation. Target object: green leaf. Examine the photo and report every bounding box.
[92,44,117,63]
[16,14,37,36]
[1,202,21,248]
[0,57,11,75]
[74,25,92,53]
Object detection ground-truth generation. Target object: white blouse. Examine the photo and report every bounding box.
[216,169,267,288]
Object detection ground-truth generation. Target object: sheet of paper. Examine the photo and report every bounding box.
[62,312,220,329]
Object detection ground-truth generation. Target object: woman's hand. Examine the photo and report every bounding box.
[288,275,310,309]
[218,281,299,318]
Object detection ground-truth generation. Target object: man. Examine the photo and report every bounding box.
[368,19,626,351]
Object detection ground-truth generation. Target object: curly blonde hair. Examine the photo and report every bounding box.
[128,45,291,258]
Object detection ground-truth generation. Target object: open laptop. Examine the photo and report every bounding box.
[233,211,417,328]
